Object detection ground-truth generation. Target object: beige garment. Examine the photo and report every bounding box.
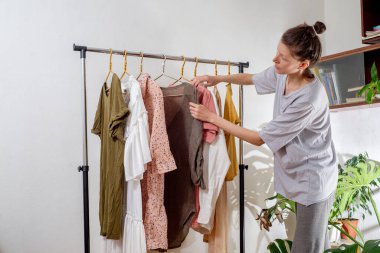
[205,182,228,253]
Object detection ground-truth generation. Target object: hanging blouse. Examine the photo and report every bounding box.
[204,87,229,253]
[192,90,230,234]
[224,83,241,181]
[122,75,151,253]
[138,74,177,251]
[92,73,129,240]
[161,82,204,249]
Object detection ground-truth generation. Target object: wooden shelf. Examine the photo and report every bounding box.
[330,99,380,111]
[313,1,380,111]
[320,44,380,62]
[316,44,380,111]
[361,0,380,45]
[362,36,380,44]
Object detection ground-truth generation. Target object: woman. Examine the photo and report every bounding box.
[189,21,338,253]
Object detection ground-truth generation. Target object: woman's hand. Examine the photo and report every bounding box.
[191,75,219,87]
[190,102,264,146]
[189,102,215,122]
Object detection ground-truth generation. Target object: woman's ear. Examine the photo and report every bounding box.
[298,60,310,70]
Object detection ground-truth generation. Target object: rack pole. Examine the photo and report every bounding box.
[238,64,248,253]
[76,47,90,253]
[73,44,249,68]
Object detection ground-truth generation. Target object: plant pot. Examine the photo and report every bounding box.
[339,218,359,240]
[328,222,342,244]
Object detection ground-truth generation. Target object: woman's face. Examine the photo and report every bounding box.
[272,41,308,75]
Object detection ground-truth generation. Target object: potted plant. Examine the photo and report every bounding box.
[264,153,380,252]
[358,62,380,103]
[332,154,366,240]
[330,153,380,241]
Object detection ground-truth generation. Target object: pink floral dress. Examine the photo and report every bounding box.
[138,74,177,250]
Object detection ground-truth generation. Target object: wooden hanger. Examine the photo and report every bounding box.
[226,60,231,85]
[120,50,131,81]
[194,57,199,78]
[213,59,219,93]
[171,56,191,86]
[137,52,144,79]
[105,48,113,85]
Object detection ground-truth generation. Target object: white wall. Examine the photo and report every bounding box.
[324,0,364,55]
[0,0,330,253]
[324,0,380,241]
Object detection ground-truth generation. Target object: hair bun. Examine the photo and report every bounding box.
[313,21,326,34]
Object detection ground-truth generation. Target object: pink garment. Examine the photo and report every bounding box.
[192,185,207,233]
[195,85,218,143]
[138,74,177,250]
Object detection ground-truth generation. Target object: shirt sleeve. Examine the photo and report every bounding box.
[197,86,219,143]
[109,105,129,141]
[252,65,278,95]
[124,110,152,181]
[109,83,130,142]
[151,87,177,174]
[259,102,315,153]
[91,88,103,136]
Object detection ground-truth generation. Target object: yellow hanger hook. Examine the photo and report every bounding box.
[123,50,127,73]
[139,52,144,74]
[194,57,199,77]
[181,56,186,77]
[214,60,218,76]
[109,48,113,72]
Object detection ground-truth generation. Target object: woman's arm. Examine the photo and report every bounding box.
[189,102,264,146]
[191,73,254,87]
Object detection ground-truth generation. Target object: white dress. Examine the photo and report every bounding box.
[123,75,151,253]
[197,91,230,233]
[101,75,151,253]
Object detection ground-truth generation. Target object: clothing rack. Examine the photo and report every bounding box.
[73,43,250,253]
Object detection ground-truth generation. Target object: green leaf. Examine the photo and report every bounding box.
[371,62,378,82]
[267,243,282,253]
[324,243,359,253]
[358,84,369,96]
[366,88,374,103]
[363,239,380,253]
[267,239,292,253]
[335,161,380,220]
[377,80,380,94]
[274,239,291,253]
